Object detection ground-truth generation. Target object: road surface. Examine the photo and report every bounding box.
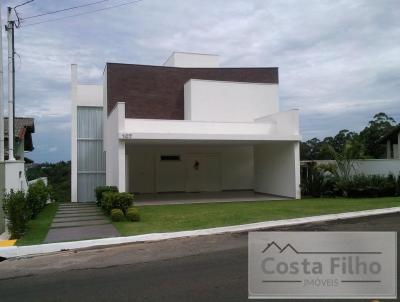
[0,213,399,302]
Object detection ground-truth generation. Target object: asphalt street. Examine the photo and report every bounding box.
[0,213,399,302]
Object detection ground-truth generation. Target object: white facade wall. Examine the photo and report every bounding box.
[71,64,104,202]
[254,142,301,199]
[164,52,219,68]
[76,85,103,107]
[122,110,300,142]
[104,102,126,191]
[353,159,400,176]
[0,161,28,192]
[184,79,279,122]
[126,145,254,193]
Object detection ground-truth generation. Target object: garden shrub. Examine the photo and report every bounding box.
[110,208,124,222]
[300,162,337,197]
[101,192,117,214]
[346,174,397,198]
[95,186,118,205]
[126,207,140,222]
[2,190,30,239]
[113,192,134,213]
[101,192,134,214]
[26,180,48,218]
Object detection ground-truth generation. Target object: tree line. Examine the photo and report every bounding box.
[301,112,397,160]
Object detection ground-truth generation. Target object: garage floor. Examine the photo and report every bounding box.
[134,190,287,206]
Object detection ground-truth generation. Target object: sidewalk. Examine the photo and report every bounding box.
[44,203,119,243]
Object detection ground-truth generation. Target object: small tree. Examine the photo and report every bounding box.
[2,190,30,239]
[26,180,48,219]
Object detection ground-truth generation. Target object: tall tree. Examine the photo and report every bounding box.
[359,112,396,158]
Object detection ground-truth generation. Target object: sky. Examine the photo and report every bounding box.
[1,0,399,163]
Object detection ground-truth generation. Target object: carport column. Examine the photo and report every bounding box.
[293,141,301,199]
[117,102,126,192]
[386,139,391,159]
[254,141,301,199]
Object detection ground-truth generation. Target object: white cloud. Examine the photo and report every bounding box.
[0,0,398,161]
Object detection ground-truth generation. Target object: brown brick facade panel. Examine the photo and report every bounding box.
[106,63,279,119]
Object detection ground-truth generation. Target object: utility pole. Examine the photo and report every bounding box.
[0,2,4,162]
[6,7,15,161]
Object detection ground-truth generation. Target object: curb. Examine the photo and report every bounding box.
[1,207,399,259]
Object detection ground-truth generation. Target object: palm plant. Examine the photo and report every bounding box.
[325,140,364,196]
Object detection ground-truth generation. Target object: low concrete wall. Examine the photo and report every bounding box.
[302,159,400,176]
[353,159,400,176]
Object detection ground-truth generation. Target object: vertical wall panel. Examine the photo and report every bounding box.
[77,107,105,202]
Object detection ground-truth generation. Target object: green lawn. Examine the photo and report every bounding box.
[17,203,59,246]
[113,197,400,236]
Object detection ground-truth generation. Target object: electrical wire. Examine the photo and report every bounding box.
[21,0,144,27]
[13,0,35,28]
[21,0,111,20]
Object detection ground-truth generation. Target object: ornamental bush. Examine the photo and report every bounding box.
[101,192,134,214]
[126,207,140,222]
[110,208,124,222]
[2,190,30,239]
[95,186,118,205]
[101,192,117,214]
[113,192,134,213]
[26,180,48,219]
[346,174,396,198]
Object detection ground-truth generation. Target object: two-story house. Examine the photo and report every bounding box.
[71,52,301,202]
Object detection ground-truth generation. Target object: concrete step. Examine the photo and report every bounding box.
[57,209,101,213]
[51,219,110,229]
[55,212,103,219]
[57,209,101,214]
[53,215,108,223]
[59,205,97,209]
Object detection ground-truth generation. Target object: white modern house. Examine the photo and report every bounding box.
[71,52,301,203]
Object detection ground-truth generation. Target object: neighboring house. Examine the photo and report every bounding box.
[378,124,400,159]
[4,117,35,162]
[0,117,35,236]
[71,52,301,202]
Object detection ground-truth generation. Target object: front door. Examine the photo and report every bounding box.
[185,154,221,192]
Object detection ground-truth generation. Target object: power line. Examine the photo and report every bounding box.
[13,0,35,28]
[21,0,144,27]
[21,0,111,20]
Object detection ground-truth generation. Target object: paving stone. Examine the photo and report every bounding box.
[44,224,120,243]
[45,204,120,243]
[53,215,107,223]
[51,219,110,228]
[57,208,100,212]
[55,212,103,219]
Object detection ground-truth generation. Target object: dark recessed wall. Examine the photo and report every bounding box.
[106,63,279,119]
